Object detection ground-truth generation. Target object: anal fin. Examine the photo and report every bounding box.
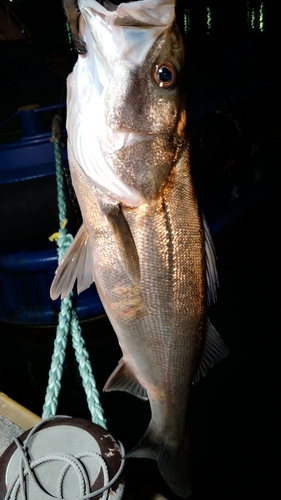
[193,317,229,384]
[103,358,148,401]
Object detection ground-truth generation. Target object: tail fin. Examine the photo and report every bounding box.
[126,429,192,498]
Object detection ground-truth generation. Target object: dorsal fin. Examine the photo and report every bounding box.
[193,317,229,384]
[50,224,94,300]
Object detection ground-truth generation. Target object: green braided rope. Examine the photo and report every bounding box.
[42,294,72,419]
[54,138,67,235]
[42,135,107,429]
[70,310,107,427]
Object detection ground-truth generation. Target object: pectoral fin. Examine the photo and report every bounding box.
[106,206,140,284]
[193,317,229,384]
[50,224,94,300]
[103,358,148,401]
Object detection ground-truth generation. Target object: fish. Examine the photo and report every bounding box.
[51,0,229,497]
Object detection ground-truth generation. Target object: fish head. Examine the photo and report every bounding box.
[104,21,186,135]
[67,0,186,205]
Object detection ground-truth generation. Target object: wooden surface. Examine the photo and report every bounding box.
[0,392,41,431]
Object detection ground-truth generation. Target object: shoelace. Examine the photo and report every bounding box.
[4,419,125,500]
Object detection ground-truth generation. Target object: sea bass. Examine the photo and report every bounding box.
[51,0,228,497]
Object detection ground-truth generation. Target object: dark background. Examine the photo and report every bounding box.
[0,1,280,499]
[1,0,280,121]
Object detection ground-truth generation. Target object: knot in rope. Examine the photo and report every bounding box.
[56,227,74,264]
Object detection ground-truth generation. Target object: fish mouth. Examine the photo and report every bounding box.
[80,0,175,66]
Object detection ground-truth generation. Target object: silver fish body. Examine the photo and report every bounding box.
[52,1,228,497]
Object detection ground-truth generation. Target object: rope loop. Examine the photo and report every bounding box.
[4,419,125,500]
[43,133,107,429]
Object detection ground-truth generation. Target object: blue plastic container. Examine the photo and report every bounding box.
[0,248,104,324]
[0,104,67,184]
[0,104,104,325]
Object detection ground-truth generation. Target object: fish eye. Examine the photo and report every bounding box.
[153,62,177,90]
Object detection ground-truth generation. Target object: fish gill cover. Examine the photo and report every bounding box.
[66,0,176,207]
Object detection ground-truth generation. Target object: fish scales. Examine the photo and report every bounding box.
[69,145,204,497]
[52,1,229,497]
